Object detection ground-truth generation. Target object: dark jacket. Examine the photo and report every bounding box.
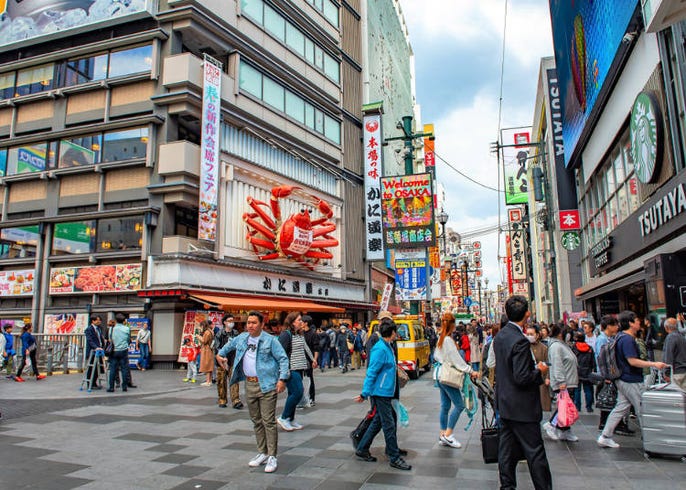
[304,328,319,355]
[573,342,595,381]
[84,323,104,359]
[493,322,544,423]
[215,327,238,363]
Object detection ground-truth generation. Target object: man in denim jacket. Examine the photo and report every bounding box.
[216,311,289,473]
[354,319,411,471]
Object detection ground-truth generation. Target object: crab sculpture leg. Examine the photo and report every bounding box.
[243,197,280,260]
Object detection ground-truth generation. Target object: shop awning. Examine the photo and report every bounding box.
[188,292,345,313]
[576,270,644,301]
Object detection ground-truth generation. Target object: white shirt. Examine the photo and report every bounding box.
[434,336,472,373]
[585,334,597,351]
[243,335,259,377]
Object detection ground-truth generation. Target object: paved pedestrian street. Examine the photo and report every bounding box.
[0,369,683,489]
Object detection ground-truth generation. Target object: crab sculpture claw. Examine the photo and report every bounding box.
[270,185,300,221]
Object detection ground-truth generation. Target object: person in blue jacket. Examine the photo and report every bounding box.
[2,323,16,379]
[353,318,411,471]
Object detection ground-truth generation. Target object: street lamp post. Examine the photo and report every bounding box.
[437,209,449,255]
[477,279,482,319]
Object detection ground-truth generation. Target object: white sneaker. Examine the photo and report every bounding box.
[290,421,303,430]
[264,456,278,473]
[597,435,619,448]
[440,435,462,448]
[277,417,294,432]
[543,422,559,441]
[558,429,579,442]
[248,453,268,467]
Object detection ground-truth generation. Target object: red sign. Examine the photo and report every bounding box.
[559,209,581,231]
[514,132,530,147]
[508,208,522,223]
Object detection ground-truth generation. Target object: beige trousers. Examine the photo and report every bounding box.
[245,380,278,456]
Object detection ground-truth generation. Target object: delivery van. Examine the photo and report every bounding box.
[369,315,431,379]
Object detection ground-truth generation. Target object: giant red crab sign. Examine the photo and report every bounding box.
[243,185,339,269]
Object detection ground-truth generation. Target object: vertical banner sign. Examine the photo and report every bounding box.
[501,128,531,205]
[508,207,528,283]
[394,249,427,301]
[379,282,394,311]
[423,124,437,209]
[363,113,384,261]
[505,236,513,294]
[381,173,435,248]
[198,55,223,242]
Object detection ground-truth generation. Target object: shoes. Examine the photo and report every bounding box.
[290,421,303,430]
[308,401,316,407]
[201,382,212,387]
[190,379,197,383]
[390,457,412,470]
[439,435,462,448]
[91,385,102,390]
[106,388,115,392]
[122,388,127,392]
[355,451,377,462]
[296,404,306,409]
[14,377,25,383]
[557,429,579,442]
[615,425,635,436]
[264,456,278,473]
[248,453,269,467]
[586,408,594,413]
[597,435,620,448]
[233,402,244,409]
[36,375,46,380]
[398,449,408,456]
[182,378,190,382]
[219,403,228,408]
[543,422,559,441]
[127,384,137,388]
[277,417,294,432]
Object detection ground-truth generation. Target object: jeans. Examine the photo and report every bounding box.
[138,343,150,369]
[574,381,594,411]
[281,370,303,421]
[438,382,465,431]
[602,380,644,439]
[108,350,130,390]
[329,347,338,367]
[338,349,350,370]
[356,396,401,461]
[320,349,330,369]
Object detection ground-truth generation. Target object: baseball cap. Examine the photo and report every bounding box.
[378,311,393,321]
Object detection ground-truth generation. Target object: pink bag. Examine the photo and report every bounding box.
[556,389,579,427]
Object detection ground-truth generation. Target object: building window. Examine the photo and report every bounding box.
[6,143,48,175]
[15,64,54,96]
[52,221,97,255]
[96,217,143,251]
[0,148,6,177]
[65,53,108,86]
[264,4,286,42]
[324,114,340,144]
[241,0,264,22]
[174,206,198,238]
[0,72,15,100]
[58,134,101,168]
[108,45,153,78]
[102,127,148,162]
[0,226,39,259]
[239,62,262,98]
[263,77,285,112]
[285,91,305,124]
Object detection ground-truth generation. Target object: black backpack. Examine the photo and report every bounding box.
[597,333,624,380]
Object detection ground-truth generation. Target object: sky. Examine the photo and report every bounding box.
[398,0,554,296]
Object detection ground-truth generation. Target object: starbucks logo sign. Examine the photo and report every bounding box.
[630,91,663,184]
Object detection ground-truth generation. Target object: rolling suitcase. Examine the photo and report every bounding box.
[641,368,686,458]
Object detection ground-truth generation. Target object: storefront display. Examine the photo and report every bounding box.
[177,310,223,363]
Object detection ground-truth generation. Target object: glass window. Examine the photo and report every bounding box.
[65,53,108,86]
[324,54,339,82]
[59,134,101,168]
[314,45,324,68]
[315,109,324,133]
[241,0,264,23]
[108,45,153,78]
[97,217,143,252]
[614,151,625,184]
[47,141,58,169]
[285,91,304,123]
[239,62,262,98]
[617,185,629,222]
[7,143,48,175]
[174,206,198,238]
[323,0,339,26]
[263,77,284,112]
[0,72,15,100]
[15,64,54,96]
[286,23,305,56]
[324,115,340,144]
[102,127,148,162]
[305,103,315,129]
[304,38,315,64]
[0,226,39,259]
[264,5,285,42]
[52,221,96,255]
[396,324,410,341]
[608,195,618,230]
[0,148,6,177]
[606,165,616,196]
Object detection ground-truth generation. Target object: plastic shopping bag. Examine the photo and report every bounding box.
[391,399,409,428]
[556,389,579,428]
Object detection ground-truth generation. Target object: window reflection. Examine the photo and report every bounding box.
[59,135,101,168]
[108,45,153,78]
[15,64,54,96]
[102,127,148,162]
[0,226,39,259]
[97,217,143,252]
[7,143,48,175]
[65,53,108,86]
[52,221,96,255]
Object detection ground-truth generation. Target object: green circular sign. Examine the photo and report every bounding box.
[561,232,580,251]
[630,91,663,184]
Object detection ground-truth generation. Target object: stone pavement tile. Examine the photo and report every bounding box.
[313,481,361,490]
[268,476,323,489]
[162,464,215,478]
[115,433,177,443]
[456,467,500,481]
[412,462,458,478]
[168,479,227,490]
[144,443,188,453]
[153,453,200,465]
[319,449,354,460]
[365,472,414,486]
[283,446,322,458]
[222,441,262,451]
[288,463,339,480]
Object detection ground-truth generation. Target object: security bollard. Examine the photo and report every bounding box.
[47,346,53,376]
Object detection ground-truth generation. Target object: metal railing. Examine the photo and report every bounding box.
[6,333,86,375]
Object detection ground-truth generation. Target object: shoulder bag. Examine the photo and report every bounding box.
[439,361,465,389]
[397,365,409,389]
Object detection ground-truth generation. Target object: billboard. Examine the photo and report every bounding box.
[381,173,435,249]
[0,269,34,297]
[501,128,531,205]
[0,1,155,51]
[548,0,640,167]
[394,249,428,301]
[49,263,142,294]
[363,112,384,261]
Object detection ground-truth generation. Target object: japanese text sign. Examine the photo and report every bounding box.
[508,206,528,281]
[363,113,384,260]
[381,173,436,249]
[559,209,581,230]
[394,250,428,301]
[502,128,531,205]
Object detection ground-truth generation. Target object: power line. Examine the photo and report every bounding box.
[496,0,510,286]
[434,151,503,193]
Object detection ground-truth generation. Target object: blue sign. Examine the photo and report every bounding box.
[464,297,473,307]
[394,255,427,301]
[549,0,639,167]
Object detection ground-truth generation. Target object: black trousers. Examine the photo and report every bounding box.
[305,367,315,402]
[498,418,552,490]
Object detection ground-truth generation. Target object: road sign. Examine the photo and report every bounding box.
[464,297,473,307]
[561,231,581,251]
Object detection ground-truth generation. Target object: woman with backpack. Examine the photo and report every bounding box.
[543,323,579,442]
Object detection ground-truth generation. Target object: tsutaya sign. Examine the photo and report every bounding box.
[638,180,686,237]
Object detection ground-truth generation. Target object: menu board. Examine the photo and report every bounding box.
[43,313,89,335]
[49,263,142,294]
[0,269,35,297]
[177,310,223,363]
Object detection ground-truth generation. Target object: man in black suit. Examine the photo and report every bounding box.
[494,295,552,490]
[84,314,105,389]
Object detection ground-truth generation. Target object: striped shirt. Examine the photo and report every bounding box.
[290,334,313,371]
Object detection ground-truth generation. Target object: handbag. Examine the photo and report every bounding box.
[397,366,409,389]
[104,327,114,356]
[556,389,579,427]
[481,427,499,464]
[438,362,466,389]
[595,382,618,410]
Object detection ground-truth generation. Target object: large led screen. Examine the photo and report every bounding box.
[0,0,154,51]
[549,0,639,167]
